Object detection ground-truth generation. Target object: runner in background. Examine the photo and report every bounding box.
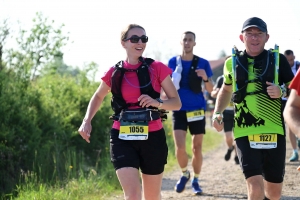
[167,31,213,195]
[283,50,299,162]
[204,90,215,127]
[211,74,239,164]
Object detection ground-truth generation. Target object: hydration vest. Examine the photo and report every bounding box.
[176,55,203,94]
[232,49,275,104]
[110,57,160,119]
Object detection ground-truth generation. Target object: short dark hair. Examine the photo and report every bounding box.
[183,31,196,40]
[284,50,294,56]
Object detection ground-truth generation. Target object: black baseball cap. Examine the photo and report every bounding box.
[241,17,267,32]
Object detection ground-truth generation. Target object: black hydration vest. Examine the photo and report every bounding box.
[110,57,160,119]
[232,49,275,104]
[188,55,203,94]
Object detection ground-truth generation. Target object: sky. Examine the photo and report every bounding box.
[1,0,300,77]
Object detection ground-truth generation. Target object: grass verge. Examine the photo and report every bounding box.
[12,122,222,200]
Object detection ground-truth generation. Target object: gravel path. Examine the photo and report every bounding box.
[161,128,300,200]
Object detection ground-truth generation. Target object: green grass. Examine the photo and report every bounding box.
[12,176,119,200]
[10,119,222,200]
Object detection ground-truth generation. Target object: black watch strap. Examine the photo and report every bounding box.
[156,98,163,108]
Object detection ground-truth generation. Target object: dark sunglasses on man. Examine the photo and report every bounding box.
[123,35,148,43]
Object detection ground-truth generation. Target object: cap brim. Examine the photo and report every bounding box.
[242,25,267,32]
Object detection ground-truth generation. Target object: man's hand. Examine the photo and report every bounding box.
[212,112,224,132]
[266,81,281,98]
[195,69,208,81]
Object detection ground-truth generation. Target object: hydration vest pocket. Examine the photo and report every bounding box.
[232,88,246,104]
[111,97,126,115]
[188,71,202,94]
[119,108,160,122]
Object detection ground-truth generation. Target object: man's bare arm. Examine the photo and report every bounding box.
[214,84,232,113]
[204,77,214,93]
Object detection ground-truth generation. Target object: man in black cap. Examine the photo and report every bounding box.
[212,17,294,199]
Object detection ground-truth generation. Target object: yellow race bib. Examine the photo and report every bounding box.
[119,121,149,140]
[186,109,205,122]
[248,134,277,149]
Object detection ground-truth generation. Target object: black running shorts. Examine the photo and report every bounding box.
[110,128,168,175]
[235,134,286,183]
[223,110,234,132]
[172,110,206,135]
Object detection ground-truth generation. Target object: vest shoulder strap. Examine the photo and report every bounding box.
[191,55,199,68]
[144,58,155,65]
[113,57,154,71]
[175,55,199,68]
[188,55,202,93]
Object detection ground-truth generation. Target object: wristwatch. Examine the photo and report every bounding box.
[156,98,163,108]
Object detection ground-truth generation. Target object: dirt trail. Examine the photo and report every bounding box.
[161,128,300,200]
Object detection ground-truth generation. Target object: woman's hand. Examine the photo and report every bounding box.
[78,120,92,143]
[138,94,159,108]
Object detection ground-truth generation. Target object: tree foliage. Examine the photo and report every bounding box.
[0,19,10,70]
[5,12,69,80]
[0,13,114,196]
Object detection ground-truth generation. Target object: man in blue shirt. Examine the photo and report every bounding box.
[168,31,213,195]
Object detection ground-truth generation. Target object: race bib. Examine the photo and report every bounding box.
[248,134,277,149]
[186,109,205,122]
[119,121,148,140]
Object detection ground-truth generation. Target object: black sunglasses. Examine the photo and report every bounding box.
[123,35,148,43]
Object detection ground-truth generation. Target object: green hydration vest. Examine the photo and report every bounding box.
[231,49,277,104]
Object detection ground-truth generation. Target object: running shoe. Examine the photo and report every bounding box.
[234,155,239,165]
[289,151,299,162]
[174,171,190,193]
[191,181,203,195]
[224,148,234,161]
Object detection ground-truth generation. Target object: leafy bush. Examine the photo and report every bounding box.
[0,67,118,196]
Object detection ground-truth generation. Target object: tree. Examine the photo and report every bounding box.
[42,53,81,77]
[6,12,69,80]
[0,19,10,71]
